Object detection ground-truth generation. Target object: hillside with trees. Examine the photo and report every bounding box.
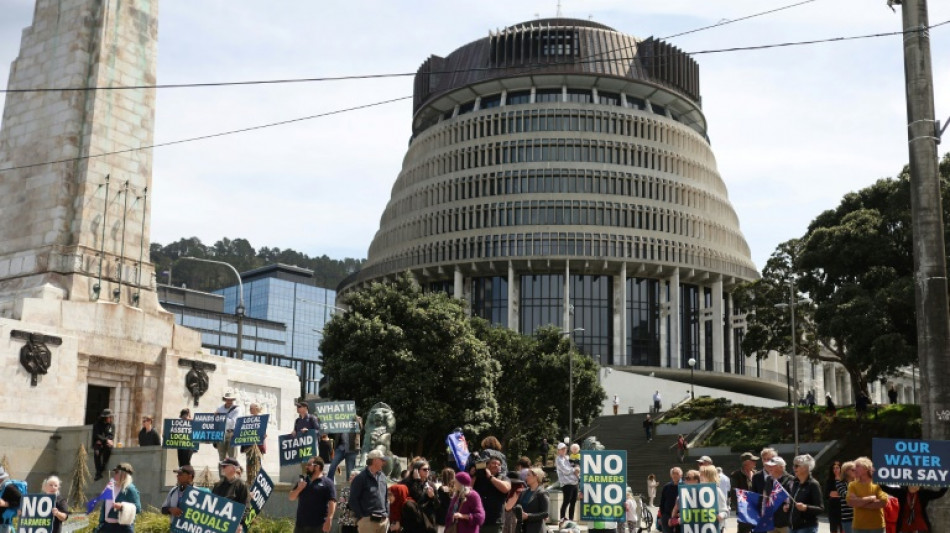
[150,237,364,291]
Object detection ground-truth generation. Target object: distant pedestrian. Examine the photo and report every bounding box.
[653,391,662,414]
[805,391,816,413]
[887,386,898,404]
[826,393,837,417]
[643,415,654,441]
[646,474,658,507]
[675,435,687,463]
[856,391,871,420]
[613,395,620,416]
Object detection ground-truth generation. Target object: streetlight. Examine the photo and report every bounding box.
[687,357,696,400]
[170,257,245,359]
[775,284,811,457]
[561,327,585,442]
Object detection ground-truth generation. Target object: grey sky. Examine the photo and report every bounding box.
[1,0,948,270]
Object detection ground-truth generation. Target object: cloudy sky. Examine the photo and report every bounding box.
[1,0,948,270]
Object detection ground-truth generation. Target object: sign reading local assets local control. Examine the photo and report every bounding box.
[17,495,55,533]
[231,415,268,447]
[873,438,950,486]
[311,401,359,433]
[581,450,627,521]
[172,487,245,533]
[678,483,720,532]
[163,419,198,450]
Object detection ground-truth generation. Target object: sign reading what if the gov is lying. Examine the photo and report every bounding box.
[171,486,245,533]
[873,438,950,486]
[311,401,359,433]
[580,450,627,522]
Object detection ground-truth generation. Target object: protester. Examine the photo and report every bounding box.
[837,462,856,533]
[624,488,640,533]
[242,403,267,483]
[785,454,824,533]
[389,484,410,532]
[216,393,243,462]
[750,448,778,496]
[518,468,548,533]
[555,443,579,524]
[41,476,69,533]
[100,463,141,533]
[330,415,362,482]
[696,455,713,468]
[716,467,731,507]
[339,472,360,533]
[350,449,390,533]
[437,468,456,533]
[643,415,655,441]
[177,409,195,467]
[657,467,682,533]
[731,451,759,523]
[825,462,843,533]
[0,466,23,533]
[516,457,532,481]
[400,459,438,533]
[472,455,511,533]
[881,484,947,533]
[646,474,659,507]
[846,457,888,533]
[137,416,161,446]
[502,476,525,533]
[447,472,485,533]
[699,466,729,530]
[213,458,249,508]
[763,456,794,533]
[161,466,195,525]
[290,457,337,533]
[92,409,116,480]
[670,469,701,526]
[293,401,321,436]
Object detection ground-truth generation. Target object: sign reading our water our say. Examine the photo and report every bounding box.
[279,432,316,466]
[172,486,245,533]
[312,401,359,433]
[231,415,268,447]
[580,450,627,521]
[17,494,56,533]
[163,419,199,450]
[244,469,275,526]
[678,483,720,533]
[192,413,226,443]
[873,438,950,486]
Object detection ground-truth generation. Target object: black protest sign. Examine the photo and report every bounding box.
[171,486,245,533]
[231,414,268,447]
[164,419,199,450]
[18,495,56,533]
[192,413,226,443]
[312,401,358,433]
[873,438,950,486]
[279,432,316,466]
[244,469,275,525]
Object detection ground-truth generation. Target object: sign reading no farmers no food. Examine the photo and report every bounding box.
[580,450,626,522]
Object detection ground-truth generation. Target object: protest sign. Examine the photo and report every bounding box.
[873,438,950,486]
[192,413,226,443]
[171,486,245,533]
[244,469,275,526]
[677,483,720,533]
[580,450,627,522]
[279,432,316,466]
[163,419,198,450]
[231,414,268,447]
[18,495,55,533]
[311,401,359,433]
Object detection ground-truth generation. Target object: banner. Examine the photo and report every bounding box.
[231,414,268,447]
[244,469,275,526]
[163,419,199,450]
[171,486,245,533]
[279,432,316,466]
[678,483,720,532]
[18,495,55,533]
[873,438,950,486]
[580,450,627,522]
[312,401,359,433]
[192,413,226,443]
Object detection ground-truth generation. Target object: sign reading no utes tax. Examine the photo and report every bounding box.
[580,450,627,521]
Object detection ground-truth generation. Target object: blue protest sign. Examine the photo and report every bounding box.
[873,438,950,486]
[163,419,198,450]
[172,486,245,533]
[312,401,359,433]
[244,469,275,526]
[580,450,627,522]
[18,494,56,533]
[279,432,316,466]
[231,414,268,447]
[678,483,721,530]
[192,413,226,443]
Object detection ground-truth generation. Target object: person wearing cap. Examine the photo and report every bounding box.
[292,401,321,437]
[137,415,161,447]
[161,466,195,525]
[349,449,390,533]
[216,393,243,462]
[731,451,759,526]
[761,456,794,533]
[447,471,485,533]
[213,457,249,507]
[696,456,713,467]
[290,456,337,533]
[100,463,141,533]
[92,409,116,480]
[554,442,578,524]
[177,409,195,468]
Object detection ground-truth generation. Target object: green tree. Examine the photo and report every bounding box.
[319,274,498,460]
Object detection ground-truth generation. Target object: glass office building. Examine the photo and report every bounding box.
[340,19,759,377]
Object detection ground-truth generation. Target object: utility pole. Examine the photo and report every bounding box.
[897,0,950,524]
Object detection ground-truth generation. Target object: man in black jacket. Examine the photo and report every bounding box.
[92,409,115,480]
[138,416,162,446]
[657,467,681,533]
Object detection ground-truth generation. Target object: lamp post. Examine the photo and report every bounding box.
[171,257,245,359]
[688,357,696,400]
[561,327,585,442]
[775,284,810,457]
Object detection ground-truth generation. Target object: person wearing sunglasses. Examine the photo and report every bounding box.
[784,455,823,533]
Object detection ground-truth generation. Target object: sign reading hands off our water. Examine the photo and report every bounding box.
[872,438,950,486]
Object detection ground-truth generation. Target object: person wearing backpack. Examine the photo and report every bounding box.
[0,466,24,533]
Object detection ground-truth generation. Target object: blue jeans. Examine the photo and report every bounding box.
[841,521,853,533]
[329,447,357,481]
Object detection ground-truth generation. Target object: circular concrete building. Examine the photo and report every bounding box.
[342,19,758,373]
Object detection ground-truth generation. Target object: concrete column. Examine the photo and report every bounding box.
[563,262,572,330]
[669,269,681,368]
[825,363,838,406]
[698,288,708,370]
[659,281,668,368]
[614,264,627,366]
[842,372,853,405]
[725,292,734,372]
[454,268,463,299]
[712,278,724,372]
[508,261,518,332]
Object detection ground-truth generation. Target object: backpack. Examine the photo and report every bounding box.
[0,479,27,524]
